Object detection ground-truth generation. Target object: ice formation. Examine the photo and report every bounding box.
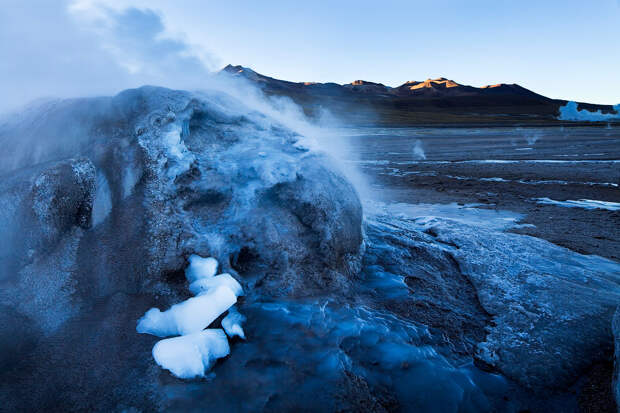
[162,123,196,180]
[152,329,230,379]
[137,255,248,378]
[189,273,244,297]
[534,197,620,211]
[185,254,218,282]
[222,306,246,339]
[137,285,237,336]
[92,171,112,226]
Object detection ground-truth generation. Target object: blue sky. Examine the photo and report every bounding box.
[169,0,620,102]
[1,0,619,110]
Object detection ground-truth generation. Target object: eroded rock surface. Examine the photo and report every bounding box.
[364,205,620,395]
[0,158,95,341]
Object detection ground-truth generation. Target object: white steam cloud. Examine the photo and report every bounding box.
[558,101,620,122]
[0,0,217,113]
[412,140,426,160]
[525,131,542,145]
[0,0,368,199]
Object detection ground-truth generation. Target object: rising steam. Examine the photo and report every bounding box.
[412,139,426,160]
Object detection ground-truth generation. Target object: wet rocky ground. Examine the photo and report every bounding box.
[345,125,620,412]
[346,126,620,260]
[1,89,618,413]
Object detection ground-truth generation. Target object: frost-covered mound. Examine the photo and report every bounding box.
[0,86,363,299]
[0,86,363,411]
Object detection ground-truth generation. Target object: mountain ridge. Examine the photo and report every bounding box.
[221,64,547,99]
[220,64,616,125]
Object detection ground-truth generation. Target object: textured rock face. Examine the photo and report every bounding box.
[362,216,490,359]
[0,158,95,257]
[0,86,363,298]
[0,86,363,410]
[361,204,620,403]
[393,214,620,391]
[0,158,95,338]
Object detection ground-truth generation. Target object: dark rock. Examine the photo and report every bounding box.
[0,158,95,335]
[362,217,489,358]
[427,220,620,390]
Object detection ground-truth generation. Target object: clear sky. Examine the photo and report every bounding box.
[1,0,619,111]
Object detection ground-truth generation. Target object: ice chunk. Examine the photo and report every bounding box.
[136,285,237,337]
[152,329,230,379]
[189,273,244,297]
[185,254,218,282]
[222,306,246,339]
[534,197,620,211]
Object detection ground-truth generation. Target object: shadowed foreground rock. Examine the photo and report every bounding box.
[0,158,95,366]
[361,209,620,411]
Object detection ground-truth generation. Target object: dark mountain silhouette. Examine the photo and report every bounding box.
[220,64,615,125]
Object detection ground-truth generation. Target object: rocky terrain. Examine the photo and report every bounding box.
[349,125,620,411]
[0,86,363,410]
[0,87,618,412]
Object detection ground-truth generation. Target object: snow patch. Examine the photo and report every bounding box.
[122,166,140,199]
[558,101,620,122]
